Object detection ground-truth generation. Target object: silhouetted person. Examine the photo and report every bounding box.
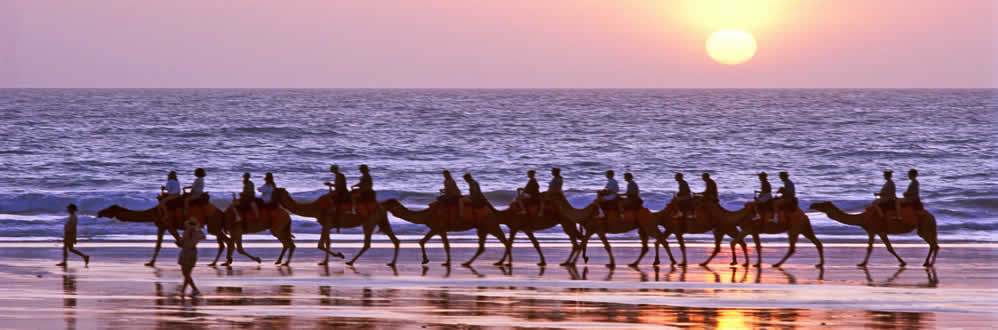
[515,170,541,215]
[439,170,464,217]
[674,173,692,218]
[179,218,205,296]
[902,168,922,210]
[57,204,89,266]
[755,172,775,222]
[777,172,797,212]
[325,165,354,214]
[240,172,260,220]
[875,170,900,219]
[596,170,620,218]
[351,164,376,204]
[463,173,488,209]
[158,171,181,216]
[182,168,207,217]
[620,172,642,210]
[701,172,718,203]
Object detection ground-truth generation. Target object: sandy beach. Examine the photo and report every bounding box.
[0,242,994,329]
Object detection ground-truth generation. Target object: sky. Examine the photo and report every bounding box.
[1,0,995,88]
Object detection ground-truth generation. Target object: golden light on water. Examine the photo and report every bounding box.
[706,29,757,65]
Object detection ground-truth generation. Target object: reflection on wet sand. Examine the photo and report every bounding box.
[61,266,77,330]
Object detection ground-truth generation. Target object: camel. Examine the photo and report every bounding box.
[809,201,939,267]
[380,198,511,266]
[97,202,230,266]
[559,198,676,268]
[222,194,297,266]
[732,198,825,268]
[271,188,399,266]
[491,193,587,266]
[651,198,752,266]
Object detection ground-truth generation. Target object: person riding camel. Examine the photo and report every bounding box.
[902,168,922,210]
[514,170,542,216]
[674,173,693,219]
[619,172,642,211]
[350,164,376,206]
[596,170,621,219]
[438,170,464,218]
[463,173,488,209]
[546,168,563,196]
[259,172,276,205]
[182,168,207,217]
[324,165,354,215]
[776,171,797,214]
[240,173,260,220]
[755,172,776,223]
[158,171,181,216]
[701,172,718,204]
[875,170,901,220]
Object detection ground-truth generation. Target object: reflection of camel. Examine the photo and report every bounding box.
[652,200,751,266]
[222,194,296,265]
[734,199,825,268]
[492,193,586,266]
[97,205,230,266]
[381,199,511,266]
[272,188,398,266]
[557,198,674,268]
[810,202,939,266]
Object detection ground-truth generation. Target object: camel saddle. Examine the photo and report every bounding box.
[428,201,489,227]
[599,208,651,226]
[335,201,379,217]
[159,193,211,210]
[864,205,925,228]
[508,200,557,217]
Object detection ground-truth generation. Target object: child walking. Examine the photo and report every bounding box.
[178,217,205,296]
[57,204,89,266]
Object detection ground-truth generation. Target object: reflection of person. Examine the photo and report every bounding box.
[178,218,205,296]
[57,204,89,266]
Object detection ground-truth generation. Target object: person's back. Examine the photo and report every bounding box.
[334,172,349,197]
[259,182,275,204]
[443,176,461,198]
[777,172,797,212]
[525,177,540,197]
[548,175,563,194]
[468,178,486,205]
[701,173,718,201]
[191,176,205,197]
[166,178,181,196]
[676,178,691,199]
[880,179,896,201]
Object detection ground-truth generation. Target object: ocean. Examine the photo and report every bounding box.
[1,89,995,243]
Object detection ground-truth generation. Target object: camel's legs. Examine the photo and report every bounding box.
[735,231,750,267]
[560,222,581,266]
[147,228,165,267]
[232,232,262,264]
[492,225,512,266]
[318,227,331,265]
[440,231,452,266]
[676,233,688,266]
[464,230,488,266]
[598,232,615,267]
[524,231,545,266]
[773,232,798,267]
[700,231,725,266]
[750,233,763,267]
[802,225,825,267]
[418,230,435,265]
[858,232,876,267]
[210,233,229,266]
[275,245,287,265]
[499,229,518,265]
[629,231,649,267]
[918,226,940,267]
[654,230,676,265]
[279,224,296,266]
[574,231,594,264]
[379,218,401,266]
[878,233,906,266]
[346,223,375,266]
[728,235,740,266]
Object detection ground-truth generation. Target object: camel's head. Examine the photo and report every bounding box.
[808,201,833,212]
[97,205,123,219]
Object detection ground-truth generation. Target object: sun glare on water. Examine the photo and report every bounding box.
[706,29,757,65]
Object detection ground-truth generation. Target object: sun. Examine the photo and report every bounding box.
[706,29,757,65]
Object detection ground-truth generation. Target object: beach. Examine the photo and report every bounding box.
[0,242,994,329]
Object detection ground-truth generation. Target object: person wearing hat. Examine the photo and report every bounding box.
[324,165,354,215]
[438,170,464,217]
[902,168,922,210]
[57,204,89,266]
[514,170,541,215]
[240,173,260,220]
[350,164,376,210]
[674,173,693,218]
[875,170,900,219]
[183,168,207,217]
[755,172,775,222]
[158,171,182,216]
[776,171,797,212]
[178,217,205,297]
[700,173,719,204]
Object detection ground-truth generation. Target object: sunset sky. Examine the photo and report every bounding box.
[1,0,995,88]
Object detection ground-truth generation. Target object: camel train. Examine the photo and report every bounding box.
[97,172,938,269]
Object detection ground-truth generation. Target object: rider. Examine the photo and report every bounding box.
[875,170,900,219]
[259,172,276,205]
[240,172,260,220]
[776,171,797,213]
[514,170,541,215]
[755,172,775,222]
[596,170,621,219]
[324,165,354,215]
[463,173,488,208]
[546,167,563,196]
[619,172,642,210]
[182,168,207,217]
[902,168,922,210]
[350,164,375,207]
[159,171,182,216]
[675,173,693,219]
[439,170,464,218]
[701,172,718,204]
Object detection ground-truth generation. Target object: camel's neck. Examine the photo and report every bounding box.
[711,204,753,223]
[552,197,594,223]
[276,191,322,218]
[387,205,430,225]
[109,207,160,222]
[818,204,866,226]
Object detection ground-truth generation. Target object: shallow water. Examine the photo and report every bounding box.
[1,89,996,243]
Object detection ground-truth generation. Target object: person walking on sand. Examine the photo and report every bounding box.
[57,204,89,266]
[178,217,205,297]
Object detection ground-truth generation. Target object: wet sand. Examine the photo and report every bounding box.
[0,243,994,329]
